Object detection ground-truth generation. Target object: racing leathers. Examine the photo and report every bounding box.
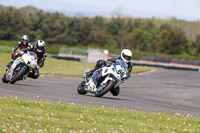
[86,60,107,77]
[6,42,32,67]
[86,56,133,77]
[107,55,133,74]
[89,56,133,96]
[27,45,47,79]
[12,42,32,59]
[9,44,47,79]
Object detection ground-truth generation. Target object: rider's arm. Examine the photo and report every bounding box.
[12,42,21,58]
[107,57,116,63]
[128,61,133,72]
[107,56,120,64]
[37,51,47,68]
[125,62,133,79]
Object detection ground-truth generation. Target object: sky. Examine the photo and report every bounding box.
[0,0,199,21]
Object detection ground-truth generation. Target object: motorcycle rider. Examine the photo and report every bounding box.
[87,49,133,96]
[27,40,47,79]
[12,39,47,79]
[85,59,107,77]
[6,35,32,67]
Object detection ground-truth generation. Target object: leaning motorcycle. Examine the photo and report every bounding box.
[77,60,130,97]
[2,51,38,84]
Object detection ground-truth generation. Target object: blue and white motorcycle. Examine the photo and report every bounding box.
[77,59,130,97]
[2,51,38,84]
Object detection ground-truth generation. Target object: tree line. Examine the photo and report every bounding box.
[0,5,200,57]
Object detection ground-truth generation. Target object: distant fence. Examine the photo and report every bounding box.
[51,50,200,71]
[51,48,88,61]
[59,48,88,56]
[134,56,200,71]
[140,56,200,67]
[51,48,109,62]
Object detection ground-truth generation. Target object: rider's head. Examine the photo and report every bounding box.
[34,40,45,53]
[21,35,29,46]
[121,49,132,63]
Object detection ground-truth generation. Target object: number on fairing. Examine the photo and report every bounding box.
[117,69,125,77]
[104,68,108,73]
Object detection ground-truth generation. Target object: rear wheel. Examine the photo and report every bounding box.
[77,81,87,95]
[10,66,27,84]
[2,73,9,83]
[95,81,114,97]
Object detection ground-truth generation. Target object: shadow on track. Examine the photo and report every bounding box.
[13,83,43,87]
[165,82,200,88]
[79,94,132,101]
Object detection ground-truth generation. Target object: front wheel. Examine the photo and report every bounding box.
[95,81,114,97]
[77,81,87,95]
[2,73,9,83]
[10,66,27,84]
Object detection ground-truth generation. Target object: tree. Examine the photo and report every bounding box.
[90,27,107,47]
[190,34,200,56]
[157,25,187,54]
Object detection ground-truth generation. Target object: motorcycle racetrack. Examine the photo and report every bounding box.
[0,69,200,117]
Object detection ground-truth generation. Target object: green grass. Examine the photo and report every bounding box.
[0,40,157,77]
[0,97,200,133]
[0,44,199,132]
[0,53,156,77]
[40,57,96,77]
[1,40,200,61]
[0,45,13,53]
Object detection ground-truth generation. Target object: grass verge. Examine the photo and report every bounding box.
[0,53,156,77]
[0,97,200,133]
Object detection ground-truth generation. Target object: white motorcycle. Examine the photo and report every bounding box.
[77,59,130,97]
[2,51,38,84]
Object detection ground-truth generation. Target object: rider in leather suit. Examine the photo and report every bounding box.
[10,40,47,79]
[28,40,47,79]
[6,35,32,67]
[87,49,133,96]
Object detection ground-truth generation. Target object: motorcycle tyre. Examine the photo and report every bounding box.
[95,80,114,97]
[10,66,26,84]
[110,86,120,96]
[2,73,9,83]
[77,81,87,95]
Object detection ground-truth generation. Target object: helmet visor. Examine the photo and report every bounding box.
[36,46,44,53]
[122,53,131,61]
[22,39,28,45]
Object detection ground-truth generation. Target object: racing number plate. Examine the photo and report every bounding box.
[116,65,125,77]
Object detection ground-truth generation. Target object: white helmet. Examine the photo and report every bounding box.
[21,35,29,45]
[121,49,132,63]
[35,40,45,53]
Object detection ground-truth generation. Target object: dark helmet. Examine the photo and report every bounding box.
[21,35,29,46]
[96,60,107,69]
[34,40,45,53]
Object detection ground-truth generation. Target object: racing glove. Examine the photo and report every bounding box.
[18,50,24,55]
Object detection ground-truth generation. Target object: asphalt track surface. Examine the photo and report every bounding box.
[0,69,200,117]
